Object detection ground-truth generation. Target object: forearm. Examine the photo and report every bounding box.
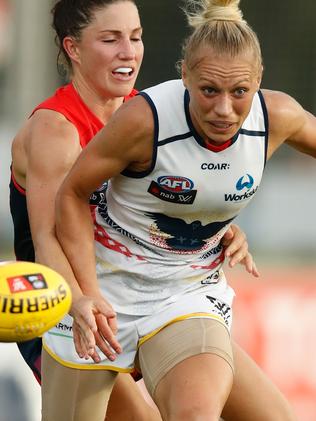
[55,190,100,296]
[33,231,83,301]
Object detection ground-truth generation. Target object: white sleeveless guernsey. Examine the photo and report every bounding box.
[93,79,267,310]
[43,79,268,371]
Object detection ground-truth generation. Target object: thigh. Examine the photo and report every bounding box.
[156,353,233,420]
[138,318,234,398]
[222,342,297,421]
[106,374,161,421]
[41,349,117,421]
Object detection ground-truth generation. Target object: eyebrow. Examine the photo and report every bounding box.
[99,27,143,35]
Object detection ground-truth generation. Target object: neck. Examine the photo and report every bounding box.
[72,78,124,125]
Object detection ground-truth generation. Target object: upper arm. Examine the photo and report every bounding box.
[263,89,316,159]
[25,110,81,240]
[59,95,154,201]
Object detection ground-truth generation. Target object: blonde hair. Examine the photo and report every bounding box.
[182,0,262,70]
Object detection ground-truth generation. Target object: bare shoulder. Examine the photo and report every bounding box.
[107,94,154,138]
[94,94,155,167]
[28,109,80,147]
[262,89,316,158]
[12,108,82,186]
[27,109,81,165]
[262,89,305,131]
[261,89,307,156]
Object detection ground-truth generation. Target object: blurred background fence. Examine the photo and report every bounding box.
[0,1,315,420]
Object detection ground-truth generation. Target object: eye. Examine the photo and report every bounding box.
[234,87,248,97]
[102,38,117,43]
[131,30,143,42]
[202,87,217,96]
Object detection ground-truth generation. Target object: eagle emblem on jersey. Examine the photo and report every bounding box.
[145,212,234,253]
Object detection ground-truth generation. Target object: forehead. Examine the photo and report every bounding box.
[86,1,141,33]
[189,47,259,85]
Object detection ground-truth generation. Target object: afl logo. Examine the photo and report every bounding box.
[157,176,194,193]
[236,174,254,191]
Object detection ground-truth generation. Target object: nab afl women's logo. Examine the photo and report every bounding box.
[157,176,194,192]
[148,175,197,205]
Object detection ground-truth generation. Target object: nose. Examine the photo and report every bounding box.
[213,94,233,117]
[118,38,136,60]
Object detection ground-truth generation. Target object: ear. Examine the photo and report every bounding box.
[181,61,188,88]
[256,65,263,88]
[63,36,81,64]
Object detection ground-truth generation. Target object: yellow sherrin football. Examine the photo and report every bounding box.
[0,261,72,342]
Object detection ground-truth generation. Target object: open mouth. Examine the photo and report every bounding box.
[211,122,234,129]
[112,67,134,78]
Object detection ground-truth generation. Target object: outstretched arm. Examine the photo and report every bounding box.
[23,110,117,361]
[55,96,154,357]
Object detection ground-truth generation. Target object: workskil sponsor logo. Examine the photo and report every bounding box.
[236,174,254,191]
[148,175,196,204]
[225,174,258,202]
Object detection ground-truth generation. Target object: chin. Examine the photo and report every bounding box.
[109,85,134,98]
[116,80,136,93]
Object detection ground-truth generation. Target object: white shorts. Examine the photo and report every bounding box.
[43,269,235,371]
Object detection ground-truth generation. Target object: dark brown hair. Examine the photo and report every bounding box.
[51,0,136,74]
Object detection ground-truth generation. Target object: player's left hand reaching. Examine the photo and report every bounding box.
[222,224,260,277]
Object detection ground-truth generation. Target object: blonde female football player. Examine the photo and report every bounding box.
[10,2,254,421]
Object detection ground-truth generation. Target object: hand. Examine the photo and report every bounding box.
[70,294,122,363]
[222,224,259,277]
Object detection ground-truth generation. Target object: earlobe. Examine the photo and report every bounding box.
[257,65,263,87]
[63,37,80,64]
[181,63,188,88]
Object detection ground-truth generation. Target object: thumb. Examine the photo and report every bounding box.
[95,300,116,318]
[222,227,233,243]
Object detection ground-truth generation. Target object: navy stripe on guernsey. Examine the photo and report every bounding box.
[258,90,269,165]
[121,92,159,178]
[121,87,268,179]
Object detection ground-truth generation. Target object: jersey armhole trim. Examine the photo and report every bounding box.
[121,92,159,179]
[258,90,269,167]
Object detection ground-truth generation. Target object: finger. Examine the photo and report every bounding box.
[95,314,118,339]
[224,234,247,257]
[94,315,119,357]
[81,308,99,333]
[228,243,248,267]
[73,322,94,359]
[95,301,117,320]
[79,334,94,360]
[95,317,122,355]
[94,330,121,361]
[250,258,260,278]
[75,316,97,352]
[73,324,85,359]
[221,226,234,246]
[87,347,102,363]
[240,253,260,278]
[107,314,118,336]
